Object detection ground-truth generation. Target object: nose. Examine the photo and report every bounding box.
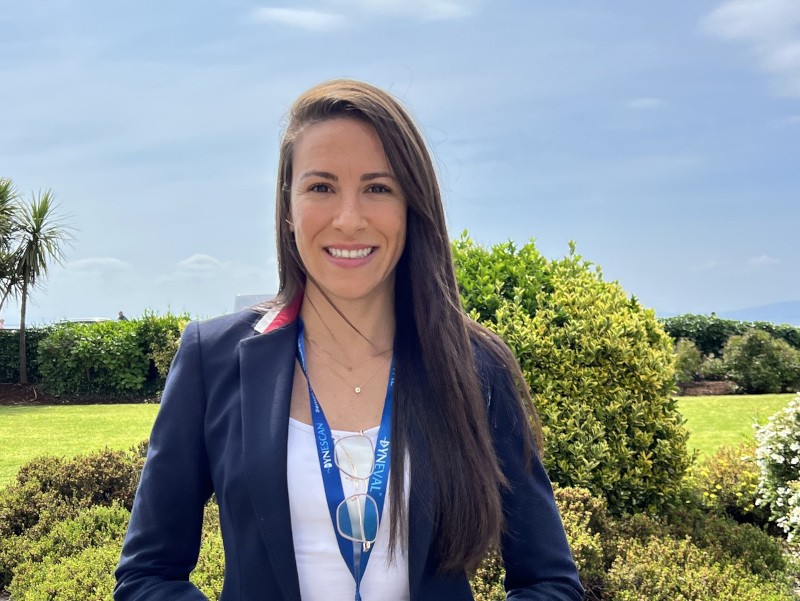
[331,190,367,235]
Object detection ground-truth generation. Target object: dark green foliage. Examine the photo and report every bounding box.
[723,329,800,393]
[37,321,148,395]
[698,353,727,381]
[661,314,800,356]
[661,314,749,356]
[0,328,49,383]
[35,313,189,397]
[605,536,794,600]
[674,339,702,385]
[453,235,691,515]
[136,310,189,386]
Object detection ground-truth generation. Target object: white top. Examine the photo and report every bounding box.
[287,418,410,601]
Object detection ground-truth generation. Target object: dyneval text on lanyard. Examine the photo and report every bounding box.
[296,319,394,601]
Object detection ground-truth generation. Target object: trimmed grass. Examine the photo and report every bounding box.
[0,393,795,488]
[0,404,159,489]
[677,392,795,457]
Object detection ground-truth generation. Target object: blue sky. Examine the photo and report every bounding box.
[1,0,798,326]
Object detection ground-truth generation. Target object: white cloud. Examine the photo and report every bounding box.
[703,0,800,96]
[329,0,478,20]
[627,97,665,109]
[177,254,224,273]
[249,7,348,31]
[747,254,780,268]
[66,257,133,274]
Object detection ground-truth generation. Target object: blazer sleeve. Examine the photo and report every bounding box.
[114,321,214,601]
[486,360,584,601]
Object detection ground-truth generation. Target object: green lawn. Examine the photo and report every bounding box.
[677,392,796,457]
[0,393,796,489]
[0,404,160,489]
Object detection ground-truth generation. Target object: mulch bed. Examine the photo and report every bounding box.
[0,383,156,406]
[677,380,737,396]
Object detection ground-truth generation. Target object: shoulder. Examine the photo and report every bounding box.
[184,309,265,353]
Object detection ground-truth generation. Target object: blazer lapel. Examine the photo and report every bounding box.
[239,321,302,601]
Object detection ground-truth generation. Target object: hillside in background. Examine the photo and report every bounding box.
[717,300,800,326]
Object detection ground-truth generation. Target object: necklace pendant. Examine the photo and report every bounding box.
[355,387,361,394]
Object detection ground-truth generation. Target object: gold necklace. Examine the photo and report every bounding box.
[306,334,392,372]
[309,343,392,394]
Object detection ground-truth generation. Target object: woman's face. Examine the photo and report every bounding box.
[289,118,407,307]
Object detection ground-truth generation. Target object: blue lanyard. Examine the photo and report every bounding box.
[296,319,394,601]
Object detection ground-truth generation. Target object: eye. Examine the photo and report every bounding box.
[309,183,333,193]
[366,184,392,194]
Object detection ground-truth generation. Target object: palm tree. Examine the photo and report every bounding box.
[9,189,74,383]
[0,178,21,314]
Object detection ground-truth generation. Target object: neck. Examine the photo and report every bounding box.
[299,284,396,359]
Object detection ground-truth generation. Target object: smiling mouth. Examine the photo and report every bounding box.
[326,247,376,259]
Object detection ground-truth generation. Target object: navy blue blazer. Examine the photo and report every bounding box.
[115,308,583,601]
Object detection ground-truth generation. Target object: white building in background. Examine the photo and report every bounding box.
[234,294,274,312]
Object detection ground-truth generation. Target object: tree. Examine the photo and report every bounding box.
[0,180,74,384]
[0,179,20,308]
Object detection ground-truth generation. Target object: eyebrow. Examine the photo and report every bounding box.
[297,170,397,182]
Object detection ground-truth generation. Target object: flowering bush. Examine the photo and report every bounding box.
[690,442,767,525]
[755,393,800,542]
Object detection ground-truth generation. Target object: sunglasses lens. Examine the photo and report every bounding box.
[337,494,379,542]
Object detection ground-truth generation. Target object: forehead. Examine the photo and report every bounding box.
[292,118,391,174]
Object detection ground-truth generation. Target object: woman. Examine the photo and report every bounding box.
[115,80,583,601]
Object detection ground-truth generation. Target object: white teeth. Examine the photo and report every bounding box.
[327,247,374,259]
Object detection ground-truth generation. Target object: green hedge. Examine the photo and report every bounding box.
[661,314,800,356]
[35,313,189,397]
[0,328,50,383]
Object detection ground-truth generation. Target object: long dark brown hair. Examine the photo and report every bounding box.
[269,79,542,574]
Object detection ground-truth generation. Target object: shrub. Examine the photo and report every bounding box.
[0,328,50,383]
[551,486,607,597]
[37,321,149,395]
[5,503,129,592]
[8,543,119,601]
[723,329,800,394]
[0,448,142,538]
[675,339,702,385]
[661,315,800,356]
[469,486,610,601]
[605,536,794,600]
[137,310,190,386]
[699,353,727,381]
[661,314,748,357]
[191,501,225,600]
[691,442,766,525]
[453,235,691,515]
[470,552,505,601]
[755,394,800,542]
